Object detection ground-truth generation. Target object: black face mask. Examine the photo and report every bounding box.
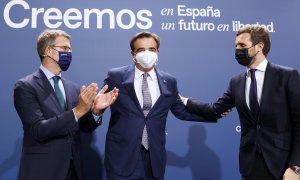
[235,46,256,67]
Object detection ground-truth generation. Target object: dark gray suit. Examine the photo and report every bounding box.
[14,69,101,180]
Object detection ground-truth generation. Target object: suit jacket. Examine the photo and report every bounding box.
[14,69,101,180]
[187,62,300,179]
[103,65,217,178]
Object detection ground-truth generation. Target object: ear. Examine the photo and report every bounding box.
[131,51,135,58]
[44,46,52,56]
[258,42,264,51]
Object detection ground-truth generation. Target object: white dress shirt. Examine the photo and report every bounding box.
[134,66,161,109]
[245,59,268,109]
[40,65,66,100]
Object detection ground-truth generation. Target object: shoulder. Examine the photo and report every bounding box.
[108,65,132,75]
[14,71,39,89]
[61,77,79,90]
[156,68,177,82]
[269,63,298,74]
[230,71,246,83]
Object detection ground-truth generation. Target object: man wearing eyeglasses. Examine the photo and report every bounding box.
[14,29,119,180]
[102,31,221,180]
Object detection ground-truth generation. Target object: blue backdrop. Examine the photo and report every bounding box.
[1,0,299,179]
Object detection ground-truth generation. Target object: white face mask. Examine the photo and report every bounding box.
[135,50,158,69]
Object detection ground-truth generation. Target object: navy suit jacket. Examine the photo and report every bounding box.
[103,65,217,178]
[187,62,300,179]
[14,69,101,180]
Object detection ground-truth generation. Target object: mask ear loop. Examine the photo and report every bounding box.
[132,56,139,64]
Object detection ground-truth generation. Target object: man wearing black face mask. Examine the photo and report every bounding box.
[14,29,119,180]
[181,25,300,179]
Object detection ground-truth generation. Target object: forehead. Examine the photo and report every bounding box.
[54,36,70,45]
[235,33,251,45]
[133,37,157,49]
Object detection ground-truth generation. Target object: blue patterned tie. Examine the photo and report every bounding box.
[142,73,152,149]
[249,69,259,120]
[52,76,67,111]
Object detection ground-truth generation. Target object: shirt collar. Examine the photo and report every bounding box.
[134,66,157,80]
[40,65,62,80]
[246,58,268,75]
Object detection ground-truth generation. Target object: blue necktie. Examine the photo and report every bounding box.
[249,69,259,120]
[142,73,151,149]
[52,76,67,111]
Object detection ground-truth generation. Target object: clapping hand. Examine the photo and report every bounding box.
[92,85,119,115]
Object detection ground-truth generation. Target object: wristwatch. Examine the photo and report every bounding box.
[289,166,300,175]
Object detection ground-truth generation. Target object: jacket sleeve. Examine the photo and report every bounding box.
[187,79,236,119]
[287,69,300,166]
[170,77,218,122]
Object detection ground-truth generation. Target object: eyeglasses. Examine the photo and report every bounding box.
[51,45,72,52]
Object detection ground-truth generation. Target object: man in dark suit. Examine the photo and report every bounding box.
[183,25,300,179]
[14,29,118,180]
[102,31,219,180]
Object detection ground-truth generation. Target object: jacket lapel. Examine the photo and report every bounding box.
[61,78,73,111]
[147,69,172,115]
[122,65,144,114]
[258,62,273,122]
[34,69,63,112]
[236,71,257,123]
[237,72,249,112]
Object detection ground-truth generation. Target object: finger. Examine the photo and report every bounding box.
[99,85,109,94]
[80,85,87,95]
[80,85,86,92]
[111,87,119,96]
[113,87,119,93]
[85,83,98,97]
[87,83,98,92]
[86,89,97,102]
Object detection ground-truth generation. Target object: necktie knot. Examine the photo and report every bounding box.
[52,76,60,84]
[249,69,256,79]
[143,73,149,81]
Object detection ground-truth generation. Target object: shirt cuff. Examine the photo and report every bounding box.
[72,109,102,123]
[179,94,188,106]
[92,112,103,124]
[72,109,79,122]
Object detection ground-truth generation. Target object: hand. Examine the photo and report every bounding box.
[283,167,300,180]
[73,83,98,119]
[221,108,232,117]
[92,85,119,115]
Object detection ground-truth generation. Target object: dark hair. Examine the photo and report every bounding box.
[130,31,160,51]
[236,25,271,56]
